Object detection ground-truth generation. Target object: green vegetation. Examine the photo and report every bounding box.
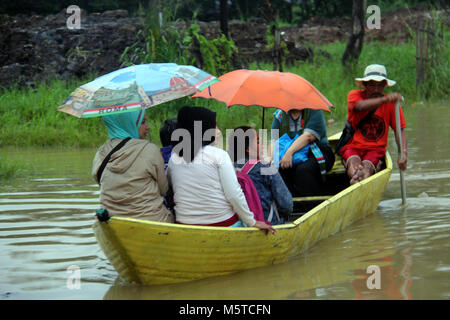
[2,0,449,150]
[0,78,107,148]
[0,154,27,181]
[405,11,449,99]
[120,8,239,77]
[182,24,239,76]
[120,5,190,67]
[0,34,448,150]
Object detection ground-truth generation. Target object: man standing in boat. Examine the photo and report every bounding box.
[340,64,408,184]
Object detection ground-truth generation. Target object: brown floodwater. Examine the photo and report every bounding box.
[0,102,449,300]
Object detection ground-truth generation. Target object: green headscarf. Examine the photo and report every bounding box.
[102,110,145,139]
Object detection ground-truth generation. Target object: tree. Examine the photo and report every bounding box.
[220,0,229,38]
[342,0,366,65]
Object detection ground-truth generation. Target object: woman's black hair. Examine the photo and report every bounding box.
[173,106,217,162]
[160,118,178,147]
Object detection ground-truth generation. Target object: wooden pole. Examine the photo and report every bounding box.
[395,99,407,205]
[262,108,265,130]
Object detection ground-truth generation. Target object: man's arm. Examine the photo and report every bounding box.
[279,131,316,169]
[354,93,403,112]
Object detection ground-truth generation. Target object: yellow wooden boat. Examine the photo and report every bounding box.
[93,133,393,285]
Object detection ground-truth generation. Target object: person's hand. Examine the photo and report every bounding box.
[398,152,407,171]
[383,93,403,103]
[263,155,273,162]
[254,221,277,235]
[280,152,293,169]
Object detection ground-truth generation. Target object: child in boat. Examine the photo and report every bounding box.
[168,106,275,234]
[159,118,177,172]
[228,126,293,225]
[92,109,174,223]
[270,108,335,197]
[340,64,407,184]
[159,118,177,212]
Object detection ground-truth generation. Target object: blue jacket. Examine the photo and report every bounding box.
[235,159,293,225]
[160,145,173,164]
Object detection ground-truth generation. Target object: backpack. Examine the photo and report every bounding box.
[235,160,267,224]
[335,120,354,156]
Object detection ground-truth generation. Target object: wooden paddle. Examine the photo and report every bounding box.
[395,98,407,206]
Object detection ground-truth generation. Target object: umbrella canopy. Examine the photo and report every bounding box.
[58,63,218,118]
[192,69,333,112]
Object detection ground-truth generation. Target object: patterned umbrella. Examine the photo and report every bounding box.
[57,63,218,118]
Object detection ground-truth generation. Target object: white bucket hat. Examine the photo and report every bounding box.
[355,64,396,89]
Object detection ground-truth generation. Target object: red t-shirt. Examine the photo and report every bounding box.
[341,90,406,153]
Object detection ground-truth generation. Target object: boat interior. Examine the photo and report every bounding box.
[288,144,387,221]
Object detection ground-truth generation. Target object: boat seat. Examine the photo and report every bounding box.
[291,156,347,215]
[325,131,346,175]
[326,156,346,175]
[291,195,333,219]
[293,195,331,202]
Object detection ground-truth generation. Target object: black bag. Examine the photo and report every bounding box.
[96,137,131,185]
[335,109,376,155]
[335,121,354,155]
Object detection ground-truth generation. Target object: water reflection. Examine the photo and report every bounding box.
[0,103,449,299]
[0,148,117,299]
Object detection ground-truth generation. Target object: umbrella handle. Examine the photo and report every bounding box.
[262,108,265,129]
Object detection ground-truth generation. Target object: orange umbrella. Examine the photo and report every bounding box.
[192,69,333,113]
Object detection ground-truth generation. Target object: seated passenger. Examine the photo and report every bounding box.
[159,118,177,211]
[92,109,174,222]
[270,108,335,197]
[168,106,275,234]
[229,126,293,225]
[341,64,407,184]
[159,118,177,171]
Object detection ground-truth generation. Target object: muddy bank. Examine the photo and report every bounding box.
[0,9,141,87]
[0,5,447,88]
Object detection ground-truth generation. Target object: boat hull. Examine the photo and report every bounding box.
[94,150,392,285]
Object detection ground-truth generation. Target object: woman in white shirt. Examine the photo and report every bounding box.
[168,106,275,234]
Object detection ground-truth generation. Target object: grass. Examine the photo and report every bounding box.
[281,40,420,119]
[0,36,448,149]
[0,77,107,148]
[0,154,28,181]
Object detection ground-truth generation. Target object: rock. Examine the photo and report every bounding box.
[0,9,142,88]
[285,41,314,65]
[0,63,29,87]
[101,9,129,19]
